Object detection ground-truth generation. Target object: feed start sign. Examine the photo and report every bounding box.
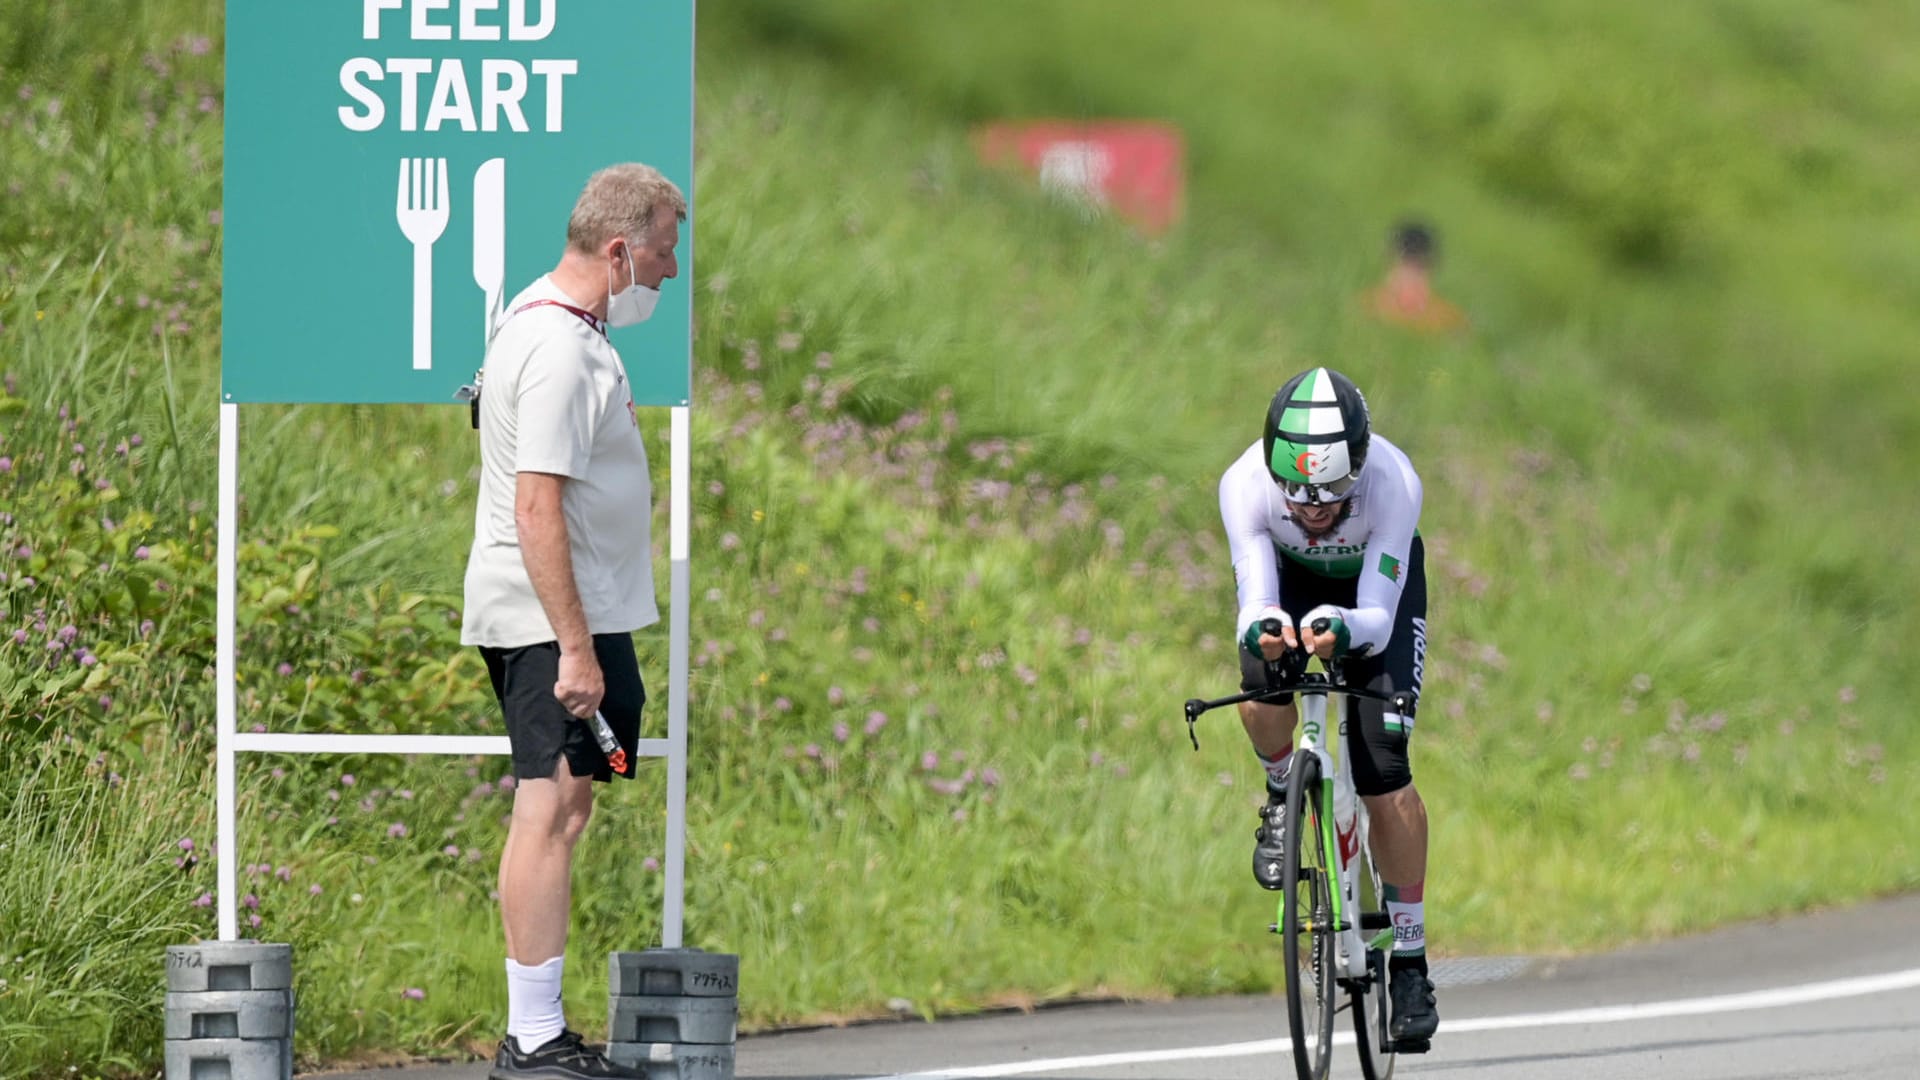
[223,0,693,405]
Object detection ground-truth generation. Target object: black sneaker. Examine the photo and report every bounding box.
[1388,966,1439,1043]
[490,1029,644,1080]
[1251,792,1288,890]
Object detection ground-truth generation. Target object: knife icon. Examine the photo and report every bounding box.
[472,157,506,342]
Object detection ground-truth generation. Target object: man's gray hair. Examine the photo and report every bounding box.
[566,163,688,253]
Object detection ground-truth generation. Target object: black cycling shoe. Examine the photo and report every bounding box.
[1388,966,1439,1044]
[490,1029,643,1080]
[1251,783,1289,891]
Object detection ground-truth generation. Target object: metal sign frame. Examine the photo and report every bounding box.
[216,0,696,949]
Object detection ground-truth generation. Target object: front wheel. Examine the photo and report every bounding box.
[1281,753,1335,1080]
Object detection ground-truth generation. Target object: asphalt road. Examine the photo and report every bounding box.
[317,892,1920,1080]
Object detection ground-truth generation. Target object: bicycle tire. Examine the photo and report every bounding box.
[1352,850,1396,1080]
[1281,753,1335,1080]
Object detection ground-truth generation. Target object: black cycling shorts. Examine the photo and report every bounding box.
[479,633,646,782]
[1238,536,1428,797]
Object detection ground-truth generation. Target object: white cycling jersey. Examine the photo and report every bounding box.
[1219,433,1423,656]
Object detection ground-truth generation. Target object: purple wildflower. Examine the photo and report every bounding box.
[134,545,150,560]
[192,892,213,908]
[402,987,425,1001]
[864,711,888,736]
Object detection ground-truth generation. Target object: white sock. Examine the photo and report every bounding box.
[1387,898,1427,957]
[1258,748,1292,791]
[506,956,566,1053]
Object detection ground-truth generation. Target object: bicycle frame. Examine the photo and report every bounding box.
[1292,679,1387,982]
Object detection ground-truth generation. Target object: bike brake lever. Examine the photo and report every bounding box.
[1182,699,1205,751]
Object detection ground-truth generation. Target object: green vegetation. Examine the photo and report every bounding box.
[3,1,1916,1076]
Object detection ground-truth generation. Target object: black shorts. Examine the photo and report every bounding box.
[479,634,646,782]
[1239,536,1428,796]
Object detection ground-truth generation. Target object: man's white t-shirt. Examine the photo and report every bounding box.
[460,275,659,648]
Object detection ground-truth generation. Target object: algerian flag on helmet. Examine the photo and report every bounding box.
[1262,367,1371,486]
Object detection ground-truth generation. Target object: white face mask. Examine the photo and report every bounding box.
[606,243,659,327]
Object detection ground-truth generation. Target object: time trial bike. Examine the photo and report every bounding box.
[1183,619,1421,1080]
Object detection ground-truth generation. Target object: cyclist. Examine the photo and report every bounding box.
[1218,366,1438,1046]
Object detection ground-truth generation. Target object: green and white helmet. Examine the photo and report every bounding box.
[1262,367,1371,504]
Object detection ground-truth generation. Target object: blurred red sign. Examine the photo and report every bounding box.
[973,120,1186,236]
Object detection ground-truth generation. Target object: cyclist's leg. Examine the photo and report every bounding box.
[1239,555,1340,790]
[1236,648,1296,794]
[1346,538,1436,1038]
[1347,540,1430,939]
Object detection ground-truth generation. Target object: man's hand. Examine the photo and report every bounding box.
[1300,624,1337,661]
[553,647,605,719]
[1242,605,1299,661]
[1258,624,1299,662]
[1299,606,1350,661]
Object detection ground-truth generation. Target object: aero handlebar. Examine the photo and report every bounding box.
[1180,617,1417,751]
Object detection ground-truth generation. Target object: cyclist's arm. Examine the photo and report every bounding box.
[1220,448,1287,649]
[1318,454,1422,656]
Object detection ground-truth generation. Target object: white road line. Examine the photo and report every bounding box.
[874,967,1920,1079]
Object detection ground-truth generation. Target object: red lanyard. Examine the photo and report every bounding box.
[508,299,606,338]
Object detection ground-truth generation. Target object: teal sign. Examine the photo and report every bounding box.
[223,0,693,405]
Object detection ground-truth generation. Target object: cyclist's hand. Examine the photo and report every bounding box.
[554,647,606,719]
[1258,628,1297,662]
[1242,605,1299,661]
[1300,606,1349,662]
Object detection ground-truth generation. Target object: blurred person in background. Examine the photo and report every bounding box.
[461,163,685,1080]
[1363,220,1468,336]
[1220,366,1440,1047]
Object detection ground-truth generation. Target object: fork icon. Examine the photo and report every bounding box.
[396,157,450,371]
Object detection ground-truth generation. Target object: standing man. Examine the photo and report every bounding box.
[462,163,685,1080]
[1219,366,1439,1049]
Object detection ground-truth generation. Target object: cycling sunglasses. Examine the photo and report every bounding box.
[1278,472,1360,505]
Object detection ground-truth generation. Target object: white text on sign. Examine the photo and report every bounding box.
[340,0,576,133]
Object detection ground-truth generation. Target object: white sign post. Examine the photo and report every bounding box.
[218,0,696,947]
